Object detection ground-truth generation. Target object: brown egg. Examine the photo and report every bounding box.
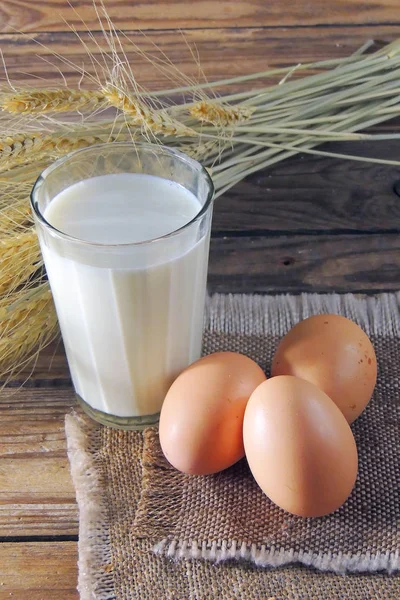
[271,314,377,423]
[243,376,358,517]
[159,352,266,475]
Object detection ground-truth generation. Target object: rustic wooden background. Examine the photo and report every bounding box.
[1,1,400,598]
[0,1,399,31]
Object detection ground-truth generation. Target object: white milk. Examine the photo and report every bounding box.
[42,173,210,418]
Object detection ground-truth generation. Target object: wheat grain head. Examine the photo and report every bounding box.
[0,130,138,172]
[1,89,106,115]
[190,101,255,127]
[103,85,197,138]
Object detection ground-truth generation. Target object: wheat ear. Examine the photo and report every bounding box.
[0,131,138,172]
[1,89,106,114]
[190,101,255,127]
[103,86,197,137]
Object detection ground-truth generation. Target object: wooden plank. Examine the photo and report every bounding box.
[208,233,400,293]
[214,141,400,233]
[0,1,399,33]
[0,389,78,536]
[0,454,77,535]
[0,27,399,92]
[0,388,74,458]
[0,541,78,599]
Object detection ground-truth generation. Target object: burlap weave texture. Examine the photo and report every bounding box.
[66,293,400,599]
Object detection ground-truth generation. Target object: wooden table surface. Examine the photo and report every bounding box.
[1,2,400,598]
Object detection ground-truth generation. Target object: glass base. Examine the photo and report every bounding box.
[76,394,160,430]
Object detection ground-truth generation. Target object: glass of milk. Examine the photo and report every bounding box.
[31,142,214,429]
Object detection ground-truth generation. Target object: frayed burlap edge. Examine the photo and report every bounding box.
[153,539,399,574]
[65,413,116,600]
[137,429,400,574]
[204,292,400,338]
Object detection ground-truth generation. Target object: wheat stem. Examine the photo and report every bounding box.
[0,230,42,295]
[0,200,32,232]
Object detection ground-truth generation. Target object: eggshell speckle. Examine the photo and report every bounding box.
[271,314,377,423]
[159,352,266,475]
[243,375,358,517]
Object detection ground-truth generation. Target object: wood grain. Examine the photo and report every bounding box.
[0,0,399,33]
[0,389,77,536]
[0,396,71,457]
[215,141,400,233]
[0,27,399,92]
[208,233,400,293]
[0,457,77,535]
[0,542,78,599]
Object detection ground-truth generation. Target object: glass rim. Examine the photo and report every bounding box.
[30,141,215,248]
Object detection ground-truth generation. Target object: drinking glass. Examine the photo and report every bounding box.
[31,142,214,429]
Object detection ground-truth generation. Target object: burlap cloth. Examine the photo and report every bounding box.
[65,293,400,599]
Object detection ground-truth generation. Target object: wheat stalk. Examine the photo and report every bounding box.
[1,89,106,114]
[0,200,32,232]
[0,182,32,227]
[0,230,42,295]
